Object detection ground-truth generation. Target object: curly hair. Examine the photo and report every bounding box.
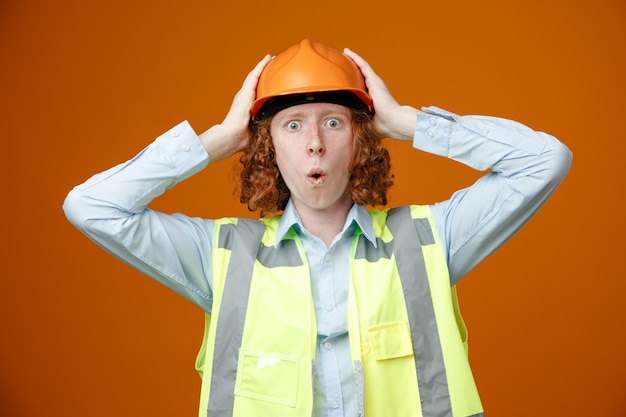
[239,108,394,216]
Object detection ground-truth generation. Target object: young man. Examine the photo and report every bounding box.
[64,39,572,417]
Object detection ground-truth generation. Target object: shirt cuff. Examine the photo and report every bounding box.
[412,106,458,157]
[153,121,209,181]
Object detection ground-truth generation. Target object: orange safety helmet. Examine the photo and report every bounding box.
[251,39,373,119]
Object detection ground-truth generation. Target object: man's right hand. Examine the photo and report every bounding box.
[200,54,272,163]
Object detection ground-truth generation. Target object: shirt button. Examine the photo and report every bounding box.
[429,118,437,126]
[170,129,180,137]
[331,400,339,409]
[323,342,332,350]
[182,144,190,152]
[324,253,331,262]
[481,129,489,136]
[427,130,435,138]
[324,303,333,311]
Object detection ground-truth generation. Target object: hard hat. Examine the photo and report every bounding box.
[251,39,373,119]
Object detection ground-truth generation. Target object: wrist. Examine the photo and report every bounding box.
[199,125,229,164]
[199,124,250,164]
[380,105,419,141]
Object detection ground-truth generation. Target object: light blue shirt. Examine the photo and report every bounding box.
[63,106,572,417]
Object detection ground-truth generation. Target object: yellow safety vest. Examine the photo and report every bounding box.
[195,205,484,417]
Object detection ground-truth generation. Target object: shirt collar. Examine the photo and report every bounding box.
[274,199,377,247]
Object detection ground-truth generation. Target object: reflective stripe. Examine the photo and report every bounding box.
[220,222,303,268]
[355,235,392,261]
[354,360,365,417]
[386,206,452,417]
[217,223,237,250]
[208,219,265,417]
[258,239,303,268]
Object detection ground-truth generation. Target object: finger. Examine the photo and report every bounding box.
[225,54,272,120]
[238,54,272,99]
[343,48,376,78]
[343,48,387,93]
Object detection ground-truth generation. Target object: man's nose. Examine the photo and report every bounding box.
[307,126,325,155]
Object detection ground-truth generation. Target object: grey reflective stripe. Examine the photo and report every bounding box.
[386,206,453,417]
[208,219,265,417]
[220,223,303,268]
[355,235,392,261]
[354,360,365,417]
[258,239,304,267]
[218,223,237,250]
[354,217,433,263]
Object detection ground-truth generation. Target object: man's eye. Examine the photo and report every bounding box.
[287,121,300,130]
[327,118,341,128]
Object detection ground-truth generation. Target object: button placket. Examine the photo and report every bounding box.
[319,250,335,317]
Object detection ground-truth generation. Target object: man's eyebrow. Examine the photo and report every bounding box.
[276,110,307,119]
[276,109,351,121]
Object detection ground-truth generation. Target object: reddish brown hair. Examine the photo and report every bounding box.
[239,108,394,216]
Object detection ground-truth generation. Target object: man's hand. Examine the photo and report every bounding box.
[344,48,418,141]
[200,54,272,163]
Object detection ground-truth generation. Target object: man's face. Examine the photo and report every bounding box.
[270,102,354,215]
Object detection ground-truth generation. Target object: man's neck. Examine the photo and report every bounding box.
[294,200,353,248]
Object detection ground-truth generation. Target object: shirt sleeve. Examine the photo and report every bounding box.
[62,121,216,311]
[415,106,573,285]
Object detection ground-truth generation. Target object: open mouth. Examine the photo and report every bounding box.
[307,168,327,184]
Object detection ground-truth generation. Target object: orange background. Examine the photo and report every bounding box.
[2,0,625,416]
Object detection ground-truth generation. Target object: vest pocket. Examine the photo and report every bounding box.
[234,349,300,407]
[367,321,414,360]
